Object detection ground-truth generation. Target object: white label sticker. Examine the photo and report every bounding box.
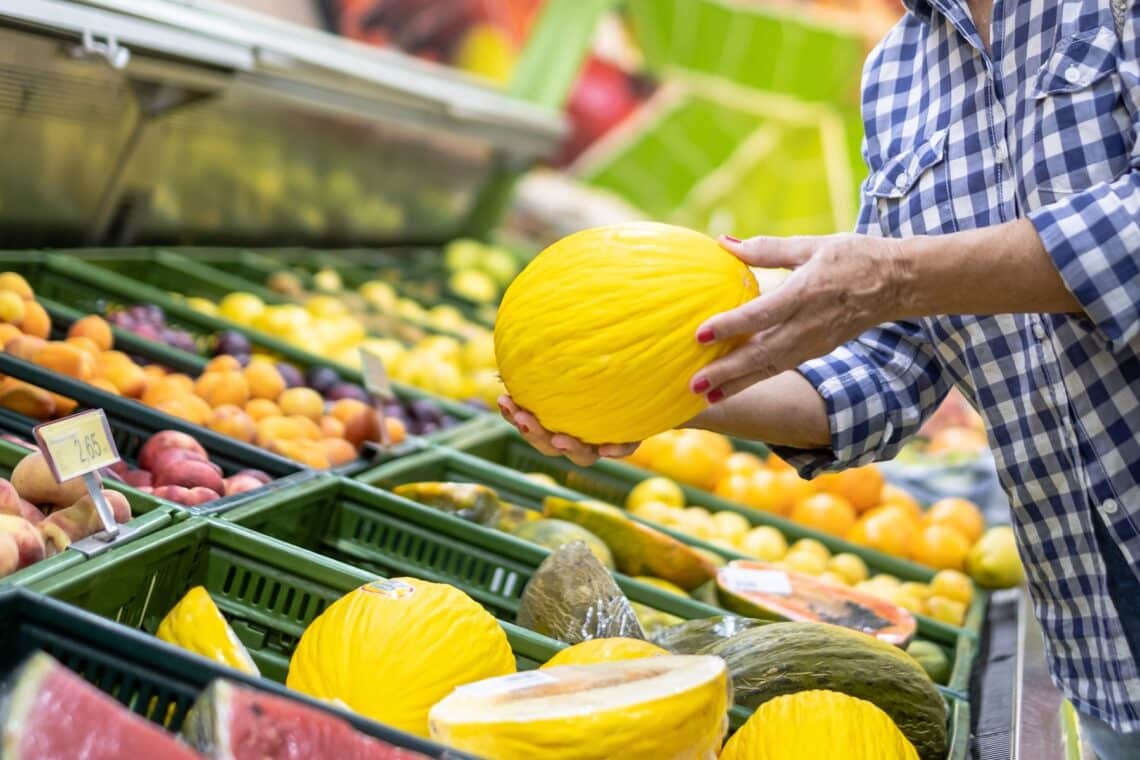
[455,670,557,697]
[721,567,792,595]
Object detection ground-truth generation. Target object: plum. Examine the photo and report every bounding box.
[276,362,304,389]
[326,382,369,403]
[214,330,252,357]
[409,399,444,425]
[305,366,341,394]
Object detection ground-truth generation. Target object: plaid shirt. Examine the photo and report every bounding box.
[778,0,1140,730]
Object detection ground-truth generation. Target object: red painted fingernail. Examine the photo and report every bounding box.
[723,235,741,244]
[708,389,725,404]
[697,327,715,344]
[519,423,530,433]
[692,377,710,394]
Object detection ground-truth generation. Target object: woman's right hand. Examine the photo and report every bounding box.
[497,395,639,467]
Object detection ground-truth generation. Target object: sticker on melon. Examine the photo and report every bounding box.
[716,560,917,646]
[156,585,260,675]
[428,655,730,760]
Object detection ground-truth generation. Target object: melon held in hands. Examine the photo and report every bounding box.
[494,222,759,444]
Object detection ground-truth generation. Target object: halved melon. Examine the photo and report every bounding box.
[428,655,729,760]
[716,560,916,646]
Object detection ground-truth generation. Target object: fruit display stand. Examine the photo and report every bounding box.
[354,442,977,697]
[0,586,466,757]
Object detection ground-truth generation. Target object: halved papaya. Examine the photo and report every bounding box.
[716,560,916,646]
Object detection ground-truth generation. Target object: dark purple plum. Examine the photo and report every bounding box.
[305,366,341,394]
[131,323,162,341]
[326,382,370,402]
[276,362,304,389]
[233,353,252,367]
[464,398,490,412]
[213,330,252,357]
[107,311,135,329]
[409,399,444,425]
[419,422,440,435]
[440,415,457,429]
[170,333,198,354]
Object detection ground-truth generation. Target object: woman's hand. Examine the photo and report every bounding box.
[690,233,905,403]
[497,395,639,467]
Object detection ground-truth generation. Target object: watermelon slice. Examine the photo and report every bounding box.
[716,560,916,646]
[0,652,202,760]
[182,679,430,760]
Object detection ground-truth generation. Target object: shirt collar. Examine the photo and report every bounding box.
[903,0,935,22]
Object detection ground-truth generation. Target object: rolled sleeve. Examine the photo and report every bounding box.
[1028,179,1140,348]
[770,319,952,479]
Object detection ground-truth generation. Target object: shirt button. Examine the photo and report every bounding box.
[895,172,909,189]
[1065,65,1082,84]
[1102,499,1120,516]
[1033,323,1048,341]
[995,142,1008,162]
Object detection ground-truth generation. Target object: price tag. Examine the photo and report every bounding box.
[720,567,792,596]
[34,409,120,483]
[359,348,393,447]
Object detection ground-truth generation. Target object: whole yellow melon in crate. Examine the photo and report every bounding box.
[494,222,759,444]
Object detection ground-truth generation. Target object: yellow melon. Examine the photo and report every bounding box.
[540,638,668,669]
[494,223,758,444]
[286,578,515,737]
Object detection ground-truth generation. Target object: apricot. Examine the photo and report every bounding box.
[48,393,78,416]
[11,450,87,508]
[154,396,211,425]
[329,398,371,424]
[205,355,243,373]
[0,379,56,420]
[278,387,324,421]
[269,439,331,469]
[0,291,25,324]
[384,416,407,445]
[142,364,167,385]
[96,353,147,398]
[243,361,286,400]
[65,336,102,358]
[254,415,318,446]
[5,335,45,361]
[343,409,381,448]
[244,398,280,421]
[88,377,120,395]
[194,370,250,408]
[142,377,187,406]
[0,323,22,345]
[318,415,345,439]
[208,405,256,443]
[67,315,113,351]
[0,272,33,299]
[165,374,195,393]
[319,437,358,467]
[33,342,95,381]
[18,300,50,339]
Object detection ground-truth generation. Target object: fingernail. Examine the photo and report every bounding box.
[519,423,530,433]
[692,377,710,394]
[697,327,715,344]
[708,389,724,404]
[722,235,741,244]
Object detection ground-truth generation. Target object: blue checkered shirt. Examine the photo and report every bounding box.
[777,0,1140,731]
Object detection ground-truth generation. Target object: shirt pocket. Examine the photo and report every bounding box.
[867,127,955,238]
[1025,26,1131,204]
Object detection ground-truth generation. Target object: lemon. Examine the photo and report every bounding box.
[927,595,968,626]
[818,571,851,587]
[738,526,788,561]
[185,296,218,316]
[900,581,932,601]
[966,526,1025,589]
[827,552,869,585]
[789,537,831,561]
[218,292,265,324]
[627,477,685,510]
[711,511,751,542]
[784,551,828,576]
[929,569,974,605]
[869,573,901,589]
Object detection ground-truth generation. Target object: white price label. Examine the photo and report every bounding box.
[359,348,394,401]
[721,567,792,596]
[34,409,120,483]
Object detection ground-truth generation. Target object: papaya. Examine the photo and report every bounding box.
[717,560,916,646]
[704,622,946,760]
[392,482,500,527]
[496,501,542,533]
[516,541,644,644]
[513,518,615,569]
[542,497,716,591]
[649,615,767,654]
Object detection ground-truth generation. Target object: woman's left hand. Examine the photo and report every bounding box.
[690,233,905,402]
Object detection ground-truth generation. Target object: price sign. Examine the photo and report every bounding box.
[359,347,394,447]
[33,409,120,483]
[720,567,792,596]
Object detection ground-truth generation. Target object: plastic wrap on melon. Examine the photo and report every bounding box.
[516,541,645,644]
[650,615,768,654]
[392,482,501,526]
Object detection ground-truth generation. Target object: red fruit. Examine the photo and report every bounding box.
[234,469,272,485]
[153,485,193,505]
[223,474,265,497]
[153,459,225,494]
[139,431,207,471]
[121,470,153,489]
[148,447,209,474]
[109,461,128,477]
[184,486,220,506]
[557,57,641,165]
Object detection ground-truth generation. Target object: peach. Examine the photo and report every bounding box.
[0,478,31,520]
[205,355,242,373]
[43,490,131,541]
[234,469,271,485]
[153,458,225,493]
[67,315,113,351]
[148,447,209,474]
[33,342,95,381]
[0,272,33,299]
[138,430,207,470]
[121,470,153,489]
[244,398,280,421]
[268,439,331,469]
[5,334,46,361]
[184,486,221,506]
[39,521,69,557]
[0,514,45,569]
[19,300,51,339]
[0,323,23,345]
[6,498,44,524]
[223,474,265,496]
[0,290,25,324]
[320,437,358,467]
[11,450,87,508]
[277,387,324,421]
[0,532,18,577]
[153,485,193,506]
[0,379,56,420]
[97,356,147,398]
[329,398,371,424]
[207,404,256,443]
[194,370,250,408]
[243,361,286,401]
[318,415,346,439]
[343,409,381,448]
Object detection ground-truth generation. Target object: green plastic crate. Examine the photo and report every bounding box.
[353,443,975,696]
[0,587,463,757]
[29,517,558,674]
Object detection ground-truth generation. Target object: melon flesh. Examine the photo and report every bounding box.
[428,655,729,759]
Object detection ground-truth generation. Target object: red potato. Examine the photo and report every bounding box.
[153,459,224,494]
[223,474,265,496]
[10,451,87,509]
[42,490,131,542]
[0,514,46,570]
[138,431,207,471]
[234,469,271,485]
[121,470,153,489]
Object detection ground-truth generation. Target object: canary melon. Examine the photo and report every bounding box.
[513,518,615,569]
[719,689,919,760]
[542,638,667,669]
[156,586,259,676]
[286,578,515,737]
[494,222,759,444]
[428,655,730,759]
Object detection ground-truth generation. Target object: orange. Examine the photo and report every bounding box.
[847,507,917,557]
[627,431,675,469]
[880,483,923,520]
[721,451,764,478]
[925,497,985,543]
[650,429,724,491]
[277,387,325,421]
[811,465,885,513]
[910,523,972,571]
[715,473,753,504]
[790,493,857,537]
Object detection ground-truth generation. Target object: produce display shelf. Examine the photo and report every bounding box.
[0,252,489,444]
[446,424,989,635]
[0,437,177,588]
[0,586,465,758]
[354,443,976,697]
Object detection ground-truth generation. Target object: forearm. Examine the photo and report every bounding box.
[684,370,830,449]
[894,218,1082,318]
